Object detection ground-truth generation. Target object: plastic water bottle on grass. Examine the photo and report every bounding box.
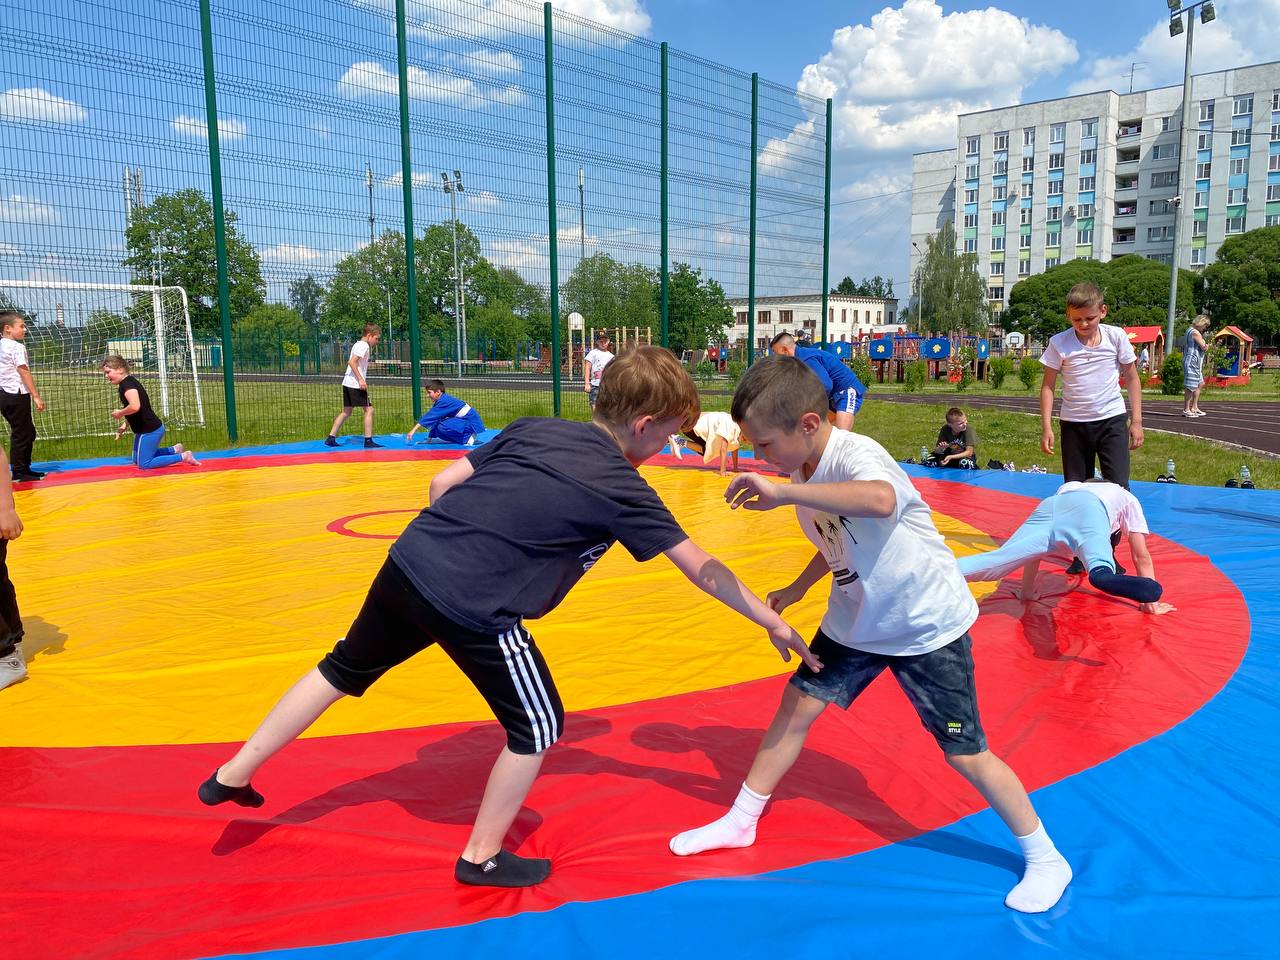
[920,446,930,463]
[1241,465,1252,485]
[1166,459,1176,479]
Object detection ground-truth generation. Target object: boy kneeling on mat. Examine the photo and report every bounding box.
[405,379,484,445]
[198,346,817,888]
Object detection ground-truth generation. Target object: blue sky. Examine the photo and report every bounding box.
[2,0,1278,317]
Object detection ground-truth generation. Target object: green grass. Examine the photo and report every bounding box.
[16,369,1278,489]
[868,370,1280,402]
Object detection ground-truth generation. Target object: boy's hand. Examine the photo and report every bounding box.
[34,396,46,412]
[1129,423,1144,449]
[1040,427,1055,455]
[768,622,821,671]
[725,472,788,511]
[0,506,22,540]
[767,583,806,615]
[1140,600,1176,615]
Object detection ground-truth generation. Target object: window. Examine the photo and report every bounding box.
[965,188,978,203]
[993,159,1008,175]
[1046,229,1061,246]
[1149,199,1173,215]
[779,310,793,325]
[964,213,978,228]
[1078,202,1095,218]
[1197,132,1212,150]
[1228,187,1248,204]
[1268,184,1280,201]
[990,210,1004,226]
[1023,126,1036,146]
[1049,153,1065,170]
[1021,182,1033,198]
[1080,148,1096,165]
[1226,215,1246,234]
[990,261,1004,276]
[1046,257,1061,269]
[991,235,1005,251]
[988,286,1004,301]
[1272,153,1280,171]
[1193,219,1207,237]
[1047,205,1063,221]
[1050,122,1066,143]
[1147,226,1173,242]
[1048,179,1064,196]
[1233,95,1253,116]
[1231,128,1251,146]
[1081,118,1098,137]
[1191,247,1206,266]
[1161,116,1173,132]
[758,310,771,324]
[1022,156,1035,172]
[966,162,980,179]
[1151,171,1179,188]
[736,311,747,325]
[1196,161,1212,179]
[1077,228,1093,245]
[1230,157,1249,176]
[993,184,1007,201]
[964,237,978,253]
[1152,143,1176,159]
[1274,91,1280,111]
[1195,189,1209,208]
[1015,259,1029,277]
[1199,100,1215,122]
[1272,123,1280,142]
[965,135,980,155]
[1079,176,1095,192]
[993,131,1009,151]
[1267,214,1280,227]
[1020,207,1033,225]
[1148,253,1172,265]
[1019,233,1032,249]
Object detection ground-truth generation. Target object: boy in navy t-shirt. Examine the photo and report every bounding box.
[199,346,818,888]
[405,379,484,445]
[770,332,865,430]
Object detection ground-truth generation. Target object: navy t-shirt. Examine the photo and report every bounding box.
[389,418,688,633]
[118,375,163,434]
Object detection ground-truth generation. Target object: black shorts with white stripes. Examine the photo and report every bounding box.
[319,557,564,755]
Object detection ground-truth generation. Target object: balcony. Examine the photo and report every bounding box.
[1114,229,1136,244]
[1117,121,1142,138]
[1117,147,1141,164]
[1115,202,1137,217]
[1115,174,1139,191]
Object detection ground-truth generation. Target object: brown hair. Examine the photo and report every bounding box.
[101,355,131,373]
[594,345,699,430]
[946,407,965,420]
[362,323,381,336]
[730,355,827,431]
[426,378,445,392]
[0,311,24,331]
[1066,282,1105,309]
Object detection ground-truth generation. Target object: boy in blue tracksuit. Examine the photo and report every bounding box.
[406,379,485,445]
[770,332,865,430]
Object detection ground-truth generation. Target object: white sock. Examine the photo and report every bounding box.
[1005,819,1073,913]
[670,783,769,856]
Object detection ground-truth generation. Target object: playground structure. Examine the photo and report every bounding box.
[544,325,654,375]
[1212,326,1254,386]
[862,332,991,384]
[1124,326,1166,375]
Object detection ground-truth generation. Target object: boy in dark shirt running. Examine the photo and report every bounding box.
[101,356,199,469]
[198,346,818,888]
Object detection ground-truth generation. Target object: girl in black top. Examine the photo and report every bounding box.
[101,356,199,469]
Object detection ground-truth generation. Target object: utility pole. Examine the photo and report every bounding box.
[578,165,585,262]
[366,163,391,346]
[442,170,466,375]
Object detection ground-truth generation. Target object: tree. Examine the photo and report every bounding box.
[323,231,408,340]
[832,276,857,295]
[288,276,326,332]
[831,275,894,299]
[666,262,732,354]
[237,303,307,343]
[1202,226,1280,341]
[562,253,658,333]
[123,188,264,336]
[915,221,989,336]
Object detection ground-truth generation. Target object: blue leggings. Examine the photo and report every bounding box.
[429,419,477,444]
[132,424,183,470]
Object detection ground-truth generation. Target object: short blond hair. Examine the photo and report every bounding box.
[1192,314,1211,331]
[1066,282,1106,309]
[594,345,699,431]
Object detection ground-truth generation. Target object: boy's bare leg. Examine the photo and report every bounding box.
[329,407,352,437]
[1020,559,1041,602]
[454,747,553,886]
[362,404,375,439]
[671,684,826,855]
[947,751,1072,913]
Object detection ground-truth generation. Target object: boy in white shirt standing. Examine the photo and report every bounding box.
[0,313,46,482]
[669,355,1072,915]
[325,323,381,448]
[583,332,614,409]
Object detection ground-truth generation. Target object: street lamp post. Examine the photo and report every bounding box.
[911,240,926,334]
[1165,0,1216,350]
[441,170,465,377]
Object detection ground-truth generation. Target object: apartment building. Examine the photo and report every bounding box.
[909,60,1280,316]
[725,294,898,349]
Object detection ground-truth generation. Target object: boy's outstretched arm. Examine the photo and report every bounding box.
[429,456,473,503]
[767,550,828,614]
[1127,532,1174,615]
[665,538,821,671]
[1040,367,1058,455]
[725,471,895,518]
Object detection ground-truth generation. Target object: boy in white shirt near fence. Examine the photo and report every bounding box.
[325,324,382,449]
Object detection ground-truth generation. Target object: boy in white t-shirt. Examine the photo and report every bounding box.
[0,313,47,482]
[671,410,741,475]
[957,480,1175,614]
[325,323,381,448]
[669,355,1072,915]
[582,333,614,409]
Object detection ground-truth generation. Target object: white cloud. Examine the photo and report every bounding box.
[260,243,337,265]
[172,114,247,141]
[381,169,437,190]
[0,194,58,224]
[338,60,524,107]
[466,190,502,212]
[1068,0,1280,95]
[838,169,912,201]
[0,241,21,257]
[0,87,87,124]
[354,0,651,38]
[444,49,523,76]
[799,0,1077,155]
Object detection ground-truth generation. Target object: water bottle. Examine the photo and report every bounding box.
[1241,465,1252,484]
[1166,459,1176,479]
[920,446,930,463]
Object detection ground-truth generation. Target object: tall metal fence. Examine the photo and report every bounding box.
[1,0,831,461]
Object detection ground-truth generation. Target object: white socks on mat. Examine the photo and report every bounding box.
[670,783,769,856]
[1006,820,1073,913]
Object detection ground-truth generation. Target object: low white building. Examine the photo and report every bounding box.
[725,294,898,349]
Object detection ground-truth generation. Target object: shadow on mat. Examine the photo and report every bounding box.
[978,582,1106,667]
[21,617,68,659]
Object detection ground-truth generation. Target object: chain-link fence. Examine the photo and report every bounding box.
[2,0,832,462]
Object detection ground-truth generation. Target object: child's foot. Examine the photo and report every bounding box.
[324,435,339,447]
[198,769,265,808]
[1005,853,1072,913]
[181,450,201,466]
[454,850,551,887]
[364,438,382,448]
[173,443,186,454]
[670,811,758,855]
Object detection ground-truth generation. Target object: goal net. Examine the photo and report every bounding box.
[0,281,206,442]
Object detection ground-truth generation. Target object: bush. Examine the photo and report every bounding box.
[726,360,746,384]
[988,356,1014,389]
[956,363,975,392]
[695,360,717,383]
[1017,357,1042,390]
[849,353,874,393]
[1161,350,1184,395]
[903,360,927,393]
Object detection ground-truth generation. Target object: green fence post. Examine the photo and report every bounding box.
[821,97,832,345]
[747,72,758,366]
[544,2,561,416]
[659,41,669,349]
[198,0,236,441]
[395,0,423,420]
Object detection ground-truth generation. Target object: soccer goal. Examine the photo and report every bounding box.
[0,281,206,442]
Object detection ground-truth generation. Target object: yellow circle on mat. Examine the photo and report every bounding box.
[6,459,997,748]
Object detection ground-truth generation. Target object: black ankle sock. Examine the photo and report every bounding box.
[454,850,551,888]
[198,770,265,808]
